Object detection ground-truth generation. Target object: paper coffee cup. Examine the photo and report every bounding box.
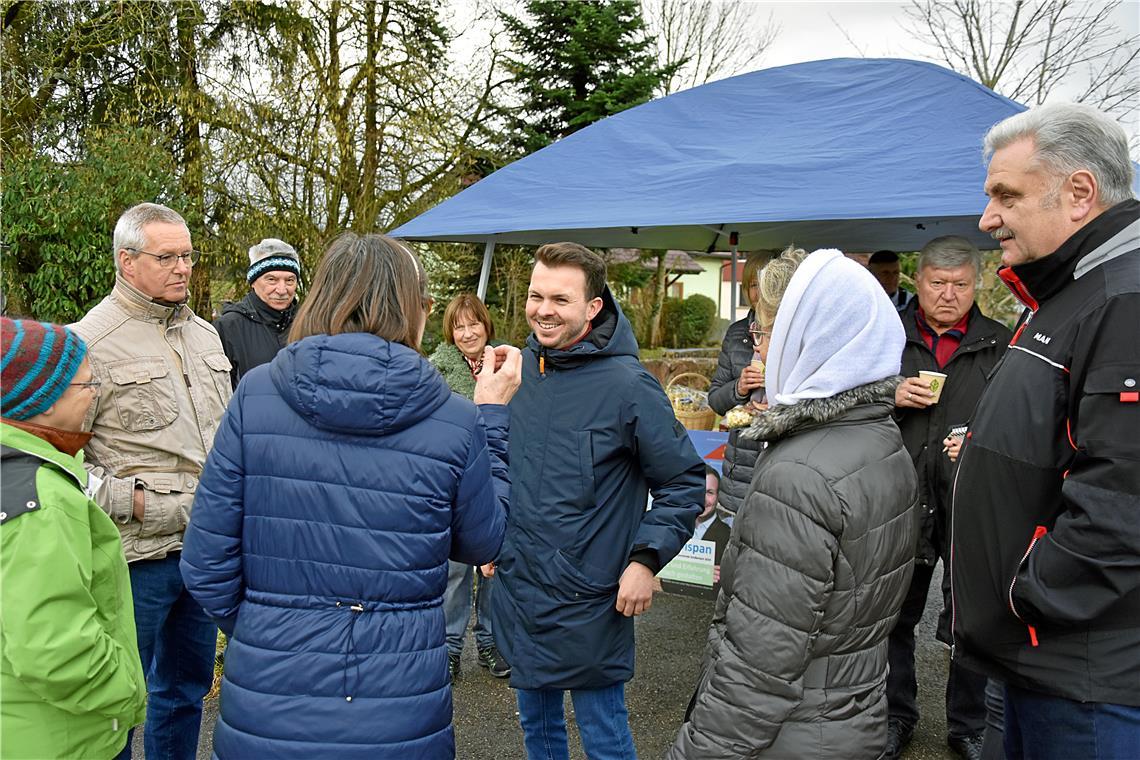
[919,371,948,403]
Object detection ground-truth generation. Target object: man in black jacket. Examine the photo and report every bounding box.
[952,103,1140,757]
[886,236,1011,760]
[869,249,914,312]
[214,238,301,389]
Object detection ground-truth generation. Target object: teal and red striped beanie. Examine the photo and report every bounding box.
[1,317,88,421]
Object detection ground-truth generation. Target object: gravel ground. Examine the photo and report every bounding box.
[136,566,957,759]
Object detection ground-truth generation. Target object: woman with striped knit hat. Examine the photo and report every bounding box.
[0,317,146,759]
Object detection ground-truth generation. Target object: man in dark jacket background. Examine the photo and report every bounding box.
[869,250,915,311]
[886,236,1011,760]
[952,103,1140,757]
[215,238,301,389]
[491,242,704,760]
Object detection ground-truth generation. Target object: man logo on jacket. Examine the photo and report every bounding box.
[72,202,232,760]
[491,242,704,759]
[952,103,1140,758]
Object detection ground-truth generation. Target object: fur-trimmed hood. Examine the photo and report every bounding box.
[741,376,902,442]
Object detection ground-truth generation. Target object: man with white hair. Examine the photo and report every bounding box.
[952,103,1140,756]
[214,238,302,388]
[73,202,231,759]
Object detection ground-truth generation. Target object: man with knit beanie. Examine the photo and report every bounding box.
[214,237,301,389]
[1,317,147,759]
[72,202,231,760]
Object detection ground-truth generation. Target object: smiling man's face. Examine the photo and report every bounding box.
[525,261,602,350]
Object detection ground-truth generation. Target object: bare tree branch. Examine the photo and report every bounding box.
[642,0,779,95]
[904,0,1139,119]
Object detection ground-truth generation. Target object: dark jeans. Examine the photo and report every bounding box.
[1004,683,1140,759]
[982,679,1005,760]
[516,684,637,760]
[887,562,986,738]
[115,553,216,760]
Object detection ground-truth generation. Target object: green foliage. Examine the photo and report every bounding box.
[499,0,679,154]
[1,126,184,322]
[660,293,717,348]
[1,1,182,158]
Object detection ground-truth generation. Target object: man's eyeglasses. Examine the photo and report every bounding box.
[70,379,102,390]
[124,247,201,268]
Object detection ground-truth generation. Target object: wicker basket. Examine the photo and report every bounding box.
[666,372,716,431]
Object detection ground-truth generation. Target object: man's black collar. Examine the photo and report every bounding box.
[1003,198,1139,305]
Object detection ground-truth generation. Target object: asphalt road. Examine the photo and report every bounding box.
[133,566,957,759]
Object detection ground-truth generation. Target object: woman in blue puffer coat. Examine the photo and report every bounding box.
[181,232,521,759]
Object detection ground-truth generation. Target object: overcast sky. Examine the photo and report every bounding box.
[757,1,1137,75]
[708,1,1139,139]
[451,0,1140,141]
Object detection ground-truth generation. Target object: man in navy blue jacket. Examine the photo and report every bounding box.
[492,242,704,759]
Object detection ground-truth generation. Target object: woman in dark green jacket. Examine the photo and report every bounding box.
[428,294,512,680]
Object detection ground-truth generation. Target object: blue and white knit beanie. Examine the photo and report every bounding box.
[1,317,88,421]
[247,238,301,285]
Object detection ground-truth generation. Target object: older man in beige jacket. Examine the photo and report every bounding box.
[73,202,231,760]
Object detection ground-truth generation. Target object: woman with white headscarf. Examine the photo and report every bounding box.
[668,247,919,759]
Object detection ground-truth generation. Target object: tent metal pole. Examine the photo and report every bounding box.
[729,240,739,316]
[477,241,495,301]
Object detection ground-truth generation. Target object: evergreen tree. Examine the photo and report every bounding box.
[500,0,678,154]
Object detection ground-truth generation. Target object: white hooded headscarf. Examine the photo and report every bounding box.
[764,249,904,407]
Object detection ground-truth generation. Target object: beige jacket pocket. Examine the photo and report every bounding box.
[105,357,178,432]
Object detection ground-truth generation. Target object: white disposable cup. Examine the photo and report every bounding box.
[919,370,948,403]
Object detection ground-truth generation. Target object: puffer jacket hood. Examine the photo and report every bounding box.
[742,376,903,440]
[271,332,451,436]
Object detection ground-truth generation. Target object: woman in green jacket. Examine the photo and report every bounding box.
[428,294,512,681]
[1,317,146,759]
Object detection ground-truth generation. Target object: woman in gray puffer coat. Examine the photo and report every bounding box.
[669,248,919,759]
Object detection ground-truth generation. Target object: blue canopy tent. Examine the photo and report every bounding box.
[390,58,1128,305]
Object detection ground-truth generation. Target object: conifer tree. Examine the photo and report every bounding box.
[500,0,678,154]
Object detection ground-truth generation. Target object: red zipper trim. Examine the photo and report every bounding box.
[1066,418,1078,451]
[1009,525,1049,647]
[998,267,1040,312]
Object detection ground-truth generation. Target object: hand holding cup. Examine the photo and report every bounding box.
[895,375,936,409]
[474,345,522,405]
[737,364,764,397]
